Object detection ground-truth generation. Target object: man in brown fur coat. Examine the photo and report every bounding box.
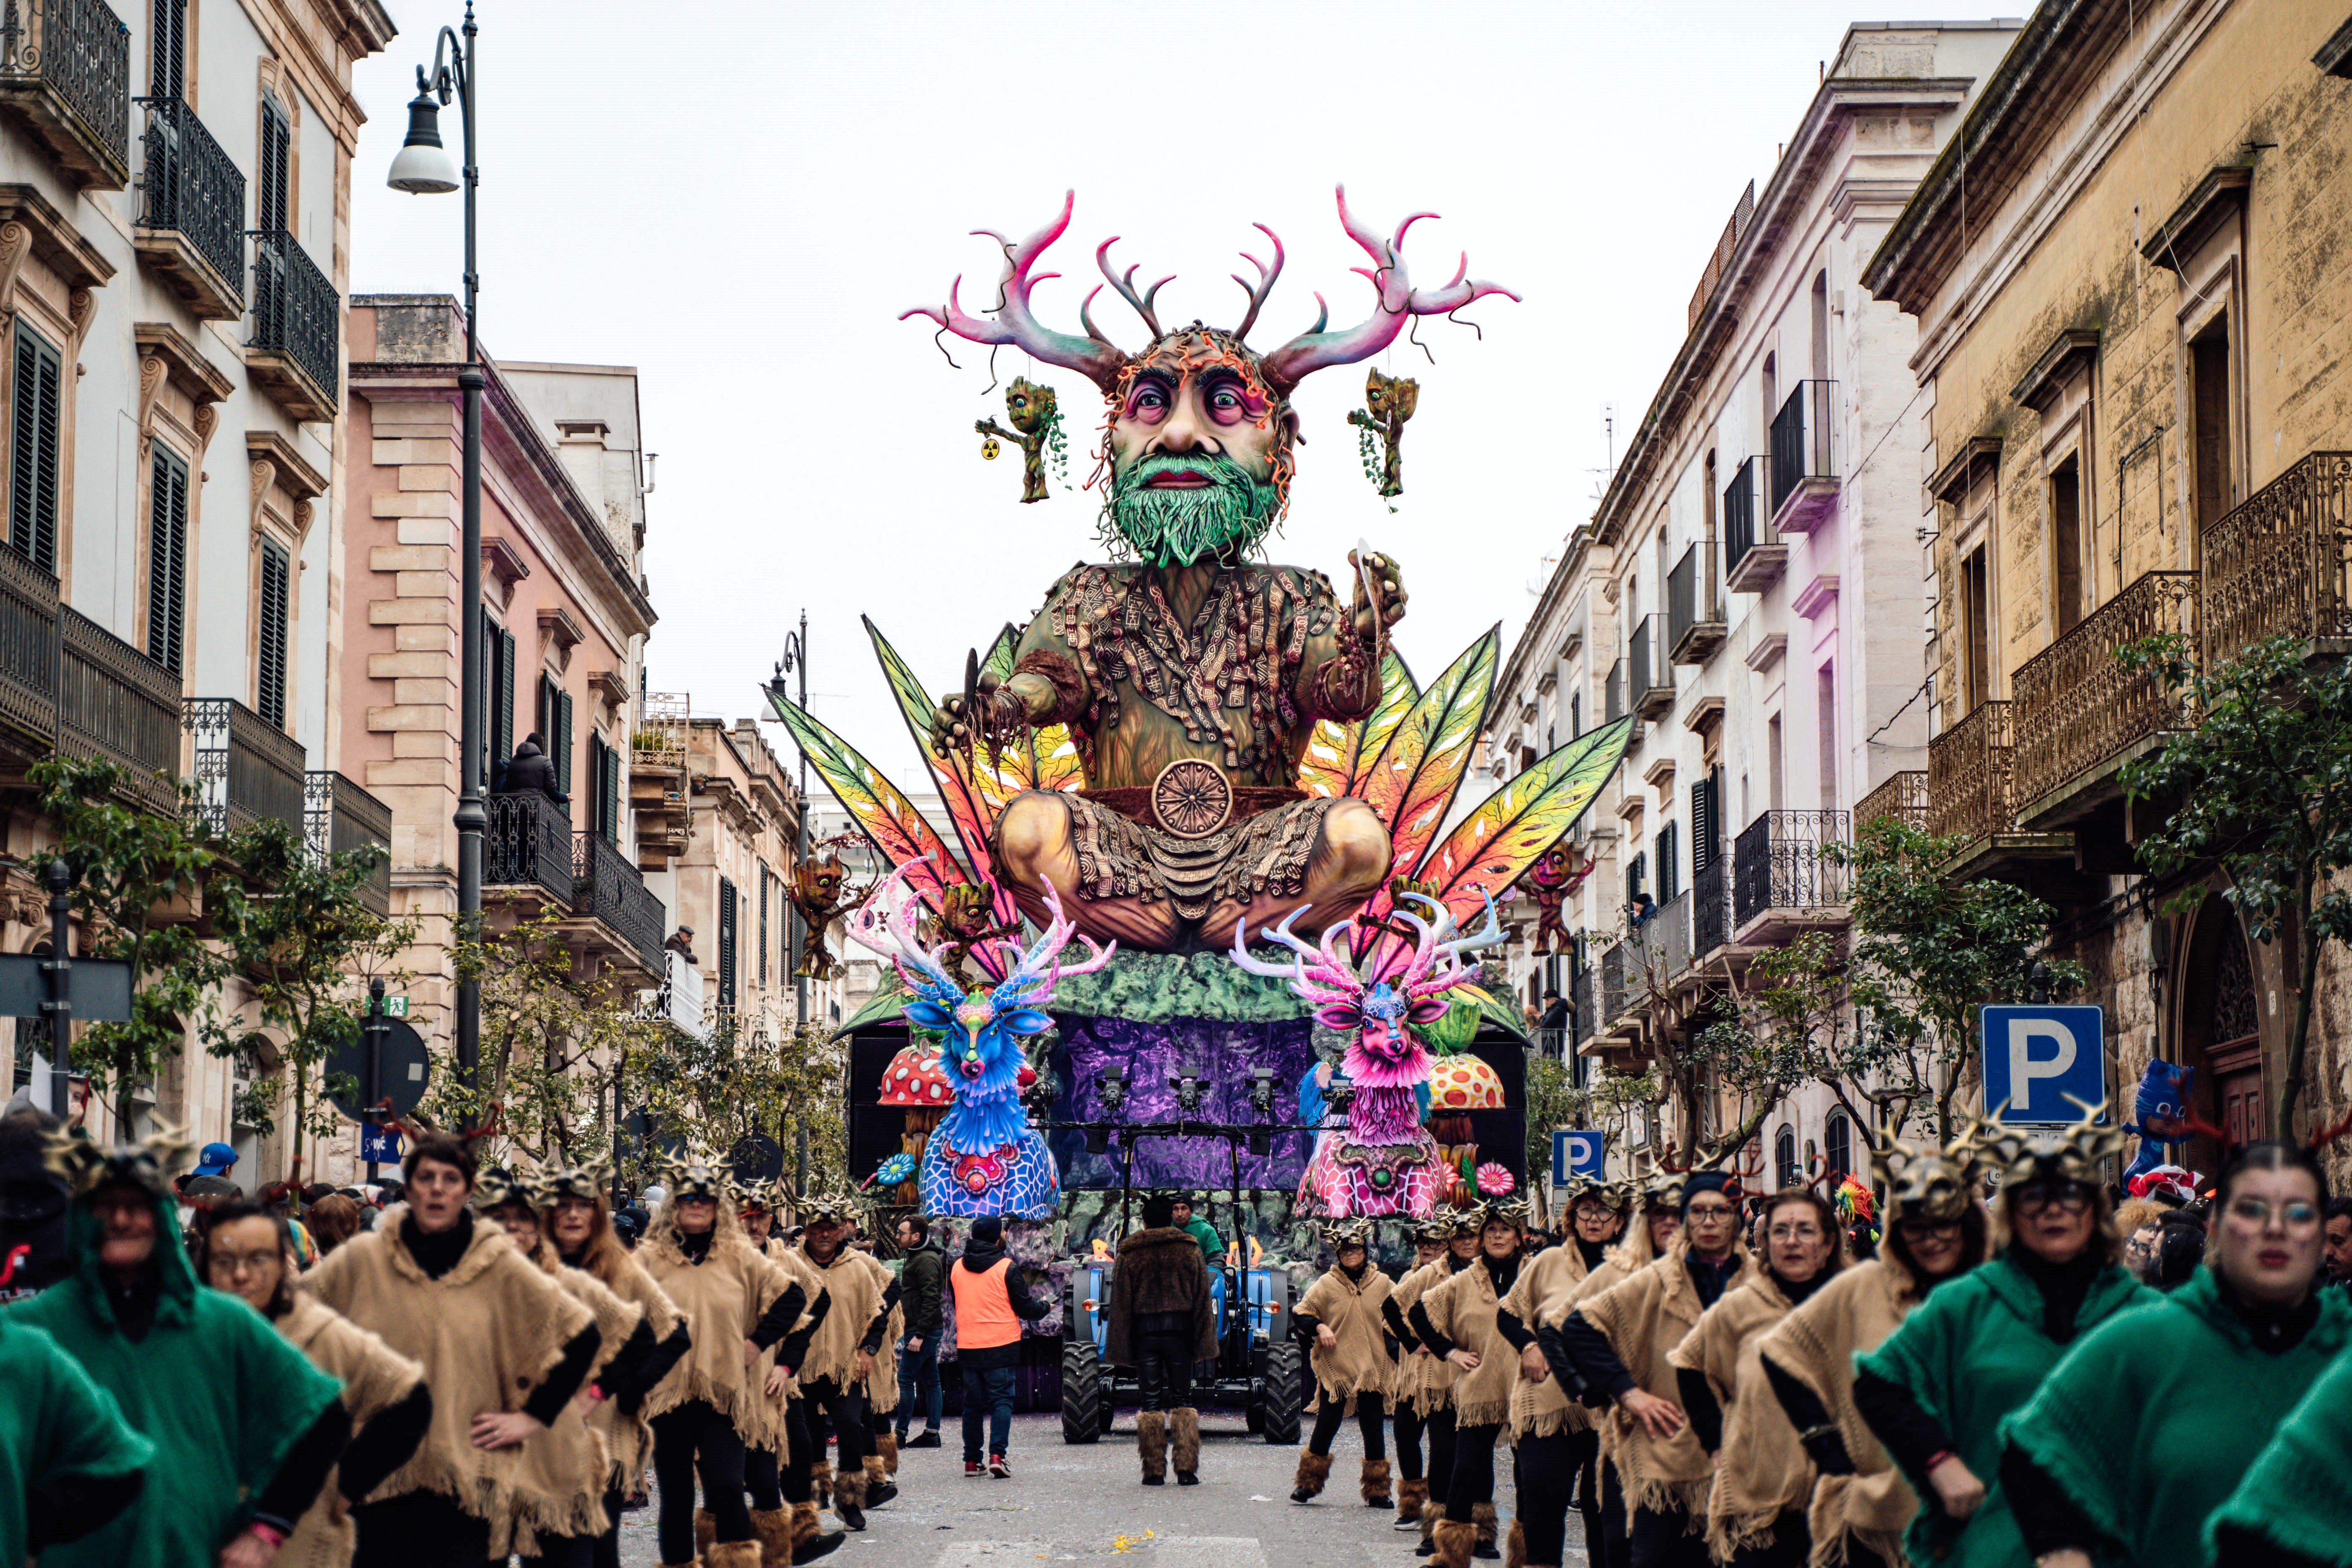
[1103,1194,1219,1485]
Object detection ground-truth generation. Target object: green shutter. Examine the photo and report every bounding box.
[495,628,516,765]
[257,538,290,728]
[257,95,290,234]
[146,448,187,674]
[601,732,619,845]
[150,0,185,96]
[556,690,574,794]
[10,323,60,573]
[718,874,738,1008]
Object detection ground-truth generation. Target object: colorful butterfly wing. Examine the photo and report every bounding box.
[1360,629,1500,876]
[765,689,969,919]
[1343,651,1421,798]
[1295,718,1355,800]
[861,619,1006,910]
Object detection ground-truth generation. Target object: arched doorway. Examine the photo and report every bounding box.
[2177,897,2263,1172]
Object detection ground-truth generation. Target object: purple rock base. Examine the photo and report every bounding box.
[1045,1013,1316,1192]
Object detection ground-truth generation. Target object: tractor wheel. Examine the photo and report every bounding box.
[1061,1338,1105,1444]
[1258,1341,1304,1444]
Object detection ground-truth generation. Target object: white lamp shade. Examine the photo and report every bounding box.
[387,139,459,195]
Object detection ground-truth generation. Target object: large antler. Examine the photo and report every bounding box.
[989,881,1116,1011]
[1391,890,1507,999]
[1259,186,1521,395]
[899,191,1132,395]
[1228,906,1364,1013]
[845,861,964,1006]
[1094,237,1173,341]
[1231,223,1285,343]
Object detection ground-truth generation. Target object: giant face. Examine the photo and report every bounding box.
[1103,331,1289,567]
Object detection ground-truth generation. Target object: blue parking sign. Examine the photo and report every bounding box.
[1980,1005,2107,1124]
[358,1124,404,1165]
[1552,1129,1606,1186]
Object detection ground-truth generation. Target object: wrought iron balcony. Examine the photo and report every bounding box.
[187,697,304,838]
[134,95,244,318]
[1926,700,2015,844]
[1628,615,1673,719]
[574,829,664,978]
[1768,380,1840,533]
[58,607,178,815]
[1732,809,1849,941]
[2201,450,2352,666]
[1669,539,1726,664]
[1855,770,1928,833]
[1599,939,1630,1029]
[0,543,58,759]
[1724,454,1785,591]
[0,0,130,187]
[1605,658,1626,724]
[1575,970,1596,1047]
[1693,853,1731,957]
[486,791,576,904]
[2012,570,2200,821]
[247,228,338,420]
[304,770,391,916]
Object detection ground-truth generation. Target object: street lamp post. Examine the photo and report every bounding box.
[772,612,809,1199]
[387,3,484,1093]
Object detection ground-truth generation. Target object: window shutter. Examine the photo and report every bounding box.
[1691,774,1718,874]
[1570,692,1582,741]
[600,733,619,845]
[1657,821,1680,904]
[495,628,516,765]
[479,606,498,777]
[556,690,574,795]
[10,324,60,572]
[256,539,290,728]
[146,447,187,674]
[257,96,290,235]
[1627,851,1645,906]
[718,875,738,1008]
[758,865,770,987]
[150,0,185,97]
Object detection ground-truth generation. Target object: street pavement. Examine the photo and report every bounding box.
[621,1411,1585,1565]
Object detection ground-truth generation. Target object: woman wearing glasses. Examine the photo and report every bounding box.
[1999,1140,2349,1568]
[1851,1110,2153,1568]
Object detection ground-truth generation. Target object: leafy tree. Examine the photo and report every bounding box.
[2117,634,2352,1139]
[1693,931,1917,1152]
[625,1014,848,1198]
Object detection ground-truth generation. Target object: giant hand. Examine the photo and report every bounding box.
[1348,548,1409,639]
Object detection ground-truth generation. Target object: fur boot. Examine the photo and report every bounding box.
[1290,1449,1333,1503]
[788,1500,844,1565]
[1503,1518,1526,1568]
[1170,1407,1201,1485]
[1360,1457,1393,1508]
[860,1453,897,1507]
[751,1507,792,1568]
[697,1509,717,1559]
[810,1461,833,1509]
[878,1431,900,1476]
[1397,1476,1428,1527]
[1418,1502,1447,1557]
[708,1542,764,1568]
[1471,1501,1499,1560]
[1433,1517,1476,1568]
[1137,1409,1167,1484]
[833,1468,867,1531]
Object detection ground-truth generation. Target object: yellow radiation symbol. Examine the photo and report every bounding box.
[980,437,1002,461]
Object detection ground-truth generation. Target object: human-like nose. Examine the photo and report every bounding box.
[1154,386,1210,455]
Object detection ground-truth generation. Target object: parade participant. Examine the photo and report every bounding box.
[475,1166,647,1567]
[1104,1193,1218,1486]
[1289,1217,1396,1508]
[2207,1337,2352,1568]
[540,1159,694,1568]
[734,1178,842,1568]
[0,1098,72,1295]
[202,1199,432,1568]
[0,1246,152,1561]
[303,1133,603,1567]
[1503,1176,1625,1568]
[1412,1199,1532,1565]
[635,1153,802,1568]
[1556,1168,1751,1568]
[1851,1107,2152,1568]
[1173,1193,1223,1261]
[795,1194,900,1522]
[1999,1139,2351,1568]
[1668,1187,1842,1568]
[1755,1123,1988,1568]
[22,1128,349,1568]
[894,1215,946,1450]
[1383,1209,1460,1533]
[952,1213,1055,1477]
[863,1240,907,1485]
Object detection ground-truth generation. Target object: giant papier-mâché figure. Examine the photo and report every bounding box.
[845,860,1114,1217]
[1231,889,1504,1217]
[902,188,1518,954]
[2121,1057,2196,1186]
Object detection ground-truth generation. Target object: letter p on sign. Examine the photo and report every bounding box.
[1980,1005,2107,1124]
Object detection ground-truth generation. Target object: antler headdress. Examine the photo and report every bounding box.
[1965,1098,2132,1191]
[652,1148,732,1204]
[848,860,1115,1013]
[1322,1217,1375,1253]
[1869,1106,1983,1225]
[901,187,1519,398]
[539,1154,612,1207]
[472,1162,541,1214]
[44,1123,196,1201]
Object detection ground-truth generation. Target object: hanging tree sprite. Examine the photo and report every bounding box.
[1348,367,1418,508]
[975,376,1065,503]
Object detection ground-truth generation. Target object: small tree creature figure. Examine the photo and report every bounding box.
[974,376,1065,503]
[791,834,871,981]
[1515,843,1587,954]
[1347,368,1419,500]
[927,879,1023,983]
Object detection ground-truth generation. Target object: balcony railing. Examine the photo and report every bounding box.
[0,545,58,755]
[304,770,391,915]
[1600,939,1628,1028]
[58,607,178,815]
[1605,658,1626,724]
[1768,380,1840,531]
[2201,450,2352,665]
[2011,570,2200,813]
[1732,810,1850,933]
[1575,970,1596,1046]
[0,0,131,186]
[247,228,338,419]
[1669,540,1725,663]
[1629,615,1673,717]
[187,697,304,838]
[1927,700,2015,843]
[1693,853,1730,957]
[486,791,576,902]
[575,829,664,977]
[1855,771,1929,833]
[134,95,244,315]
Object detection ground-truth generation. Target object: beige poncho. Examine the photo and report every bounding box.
[1504,1243,1599,1443]
[1543,1231,1655,1480]
[1668,1269,1819,1559]
[1390,1257,1464,1414]
[1419,1257,1522,1429]
[1756,1256,1935,1568]
[754,1237,829,1414]
[1573,1239,1752,1520]
[566,1241,684,1492]
[798,1243,887,1391]
[640,1208,797,1452]
[272,1294,426,1568]
[500,1242,643,1555]
[848,1250,902,1411]
[1295,1263,1394,1411]
[301,1215,597,1528]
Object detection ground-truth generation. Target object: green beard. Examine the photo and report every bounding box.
[1103,452,1279,566]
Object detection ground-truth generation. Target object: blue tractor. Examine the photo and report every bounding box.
[1059,1246,1305,1444]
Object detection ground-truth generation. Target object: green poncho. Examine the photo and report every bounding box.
[12,1190,344,1568]
[2005,1267,2352,1568]
[2205,1336,2352,1567]
[1853,1250,2153,1568]
[0,1313,153,1561]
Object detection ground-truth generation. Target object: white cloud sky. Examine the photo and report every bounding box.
[350,0,1925,790]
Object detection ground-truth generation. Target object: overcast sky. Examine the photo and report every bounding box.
[349,0,1927,791]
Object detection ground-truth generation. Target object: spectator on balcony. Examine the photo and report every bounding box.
[495,732,570,805]
[1627,892,1657,930]
[666,926,699,964]
[1538,988,1568,1038]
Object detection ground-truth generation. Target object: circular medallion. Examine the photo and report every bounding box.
[1151,759,1233,839]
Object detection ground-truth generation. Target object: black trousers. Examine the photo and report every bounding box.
[1135,1326,1196,1411]
[1307,1389,1386,1459]
[1394,1399,1426,1482]
[1512,1429,1578,1567]
[516,1531,596,1568]
[1424,1407,1458,1510]
[801,1376,872,1479]
[352,1490,493,1566]
[1565,1429,1603,1559]
[1726,1513,1811,1568]
[1598,1456,1628,1568]
[784,1399,815,1501]
[745,1444,784,1513]
[651,1398,754,1561]
[1629,1503,1710,1568]
[1441,1420,1502,1520]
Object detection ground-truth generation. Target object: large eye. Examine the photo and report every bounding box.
[1315,1002,1365,1032]
[1408,998,1451,1024]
